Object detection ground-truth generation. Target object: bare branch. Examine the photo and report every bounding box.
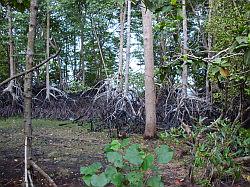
[30,160,57,187]
[0,50,60,87]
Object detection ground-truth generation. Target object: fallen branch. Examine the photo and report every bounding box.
[27,170,34,187]
[30,160,57,187]
[0,49,60,87]
[234,156,250,164]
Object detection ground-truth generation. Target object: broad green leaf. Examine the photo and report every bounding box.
[210,66,220,76]
[91,173,109,187]
[170,0,177,6]
[155,145,173,164]
[124,144,143,165]
[142,154,154,171]
[82,175,91,186]
[139,150,146,159]
[187,59,193,64]
[107,152,123,168]
[177,8,183,19]
[143,0,154,10]
[236,36,248,44]
[126,171,143,186]
[162,5,172,13]
[182,54,188,61]
[244,49,250,64]
[80,162,102,175]
[213,58,222,65]
[105,166,117,180]
[111,172,124,187]
[121,138,130,147]
[147,176,164,187]
[110,140,121,151]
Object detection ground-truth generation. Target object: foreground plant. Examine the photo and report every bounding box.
[193,120,250,186]
[158,118,250,186]
[80,139,174,187]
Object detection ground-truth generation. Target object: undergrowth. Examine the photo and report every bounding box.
[160,119,250,186]
[80,139,174,187]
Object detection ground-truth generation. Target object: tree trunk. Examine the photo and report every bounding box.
[117,1,127,92]
[80,31,85,85]
[206,0,213,103]
[46,2,50,99]
[79,3,86,86]
[182,0,188,97]
[124,0,131,95]
[24,0,37,185]
[73,34,77,81]
[4,5,16,101]
[7,5,14,80]
[141,3,157,138]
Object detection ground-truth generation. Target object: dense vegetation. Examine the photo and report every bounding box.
[0,0,249,186]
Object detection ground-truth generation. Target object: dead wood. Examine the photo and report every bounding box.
[30,160,57,187]
[234,156,250,164]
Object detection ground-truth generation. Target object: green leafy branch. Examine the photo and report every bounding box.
[80,139,174,187]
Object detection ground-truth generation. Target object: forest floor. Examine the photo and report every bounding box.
[0,118,249,187]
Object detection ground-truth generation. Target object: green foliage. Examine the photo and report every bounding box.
[0,0,30,12]
[124,144,144,165]
[155,144,174,164]
[147,176,164,187]
[207,0,249,50]
[193,120,249,185]
[68,80,88,93]
[0,44,8,82]
[80,139,174,187]
[159,127,187,142]
[160,119,249,186]
[209,58,230,79]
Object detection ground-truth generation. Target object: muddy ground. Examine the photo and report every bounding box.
[0,118,249,187]
[0,118,191,187]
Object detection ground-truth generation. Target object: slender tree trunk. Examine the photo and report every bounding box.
[46,2,50,99]
[58,55,63,88]
[79,3,86,86]
[182,0,188,97]
[80,33,85,85]
[141,3,156,138]
[73,34,77,81]
[65,38,68,82]
[5,5,16,101]
[206,0,213,103]
[124,0,131,95]
[7,5,14,80]
[24,0,37,186]
[117,1,127,92]
[91,18,108,77]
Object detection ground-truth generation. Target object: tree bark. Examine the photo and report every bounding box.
[117,1,127,92]
[124,0,131,95]
[80,33,85,84]
[7,5,14,80]
[182,0,188,97]
[79,3,86,86]
[141,3,157,138]
[23,0,37,185]
[46,2,50,99]
[206,0,213,103]
[4,5,16,99]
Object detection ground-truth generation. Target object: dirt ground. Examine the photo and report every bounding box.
[0,118,249,187]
